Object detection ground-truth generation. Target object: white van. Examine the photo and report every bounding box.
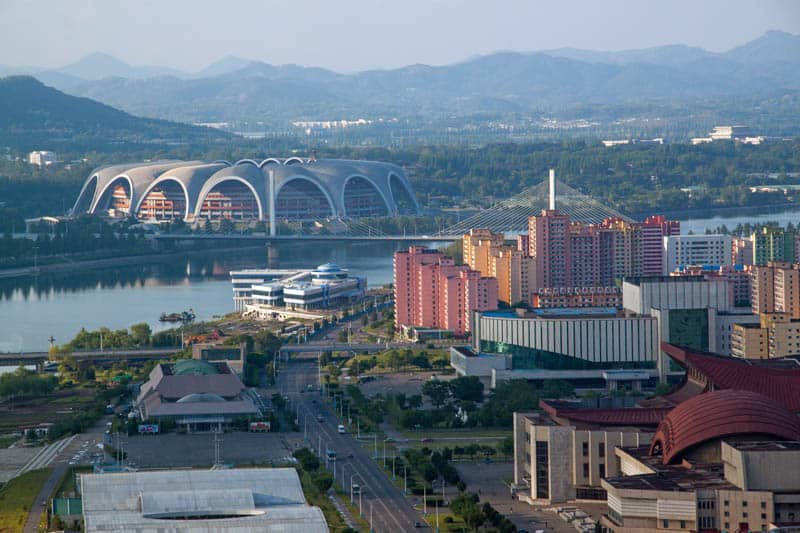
[338,424,346,434]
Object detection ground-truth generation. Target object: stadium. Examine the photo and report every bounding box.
[71,157,421,223]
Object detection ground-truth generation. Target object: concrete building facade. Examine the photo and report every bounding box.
[663,234,733,274]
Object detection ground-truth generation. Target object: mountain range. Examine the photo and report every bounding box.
[2,31,799,127]
[0,76,230,150]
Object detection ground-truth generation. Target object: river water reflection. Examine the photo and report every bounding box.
[0,241,424,352]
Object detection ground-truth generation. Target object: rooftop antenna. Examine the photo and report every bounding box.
[549,168,556,210]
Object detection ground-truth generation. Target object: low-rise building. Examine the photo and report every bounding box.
[28,150,56,167]
[80,468,328,532]
[246,263,366,313]
[472,308,660,387]
[135,360,261,432]
[513,399,663,504]
[601,389,800,533]
[449,346,510,378]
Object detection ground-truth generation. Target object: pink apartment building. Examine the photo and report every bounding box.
[394,246,498,336]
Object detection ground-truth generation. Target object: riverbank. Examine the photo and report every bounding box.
[0,245,266,280]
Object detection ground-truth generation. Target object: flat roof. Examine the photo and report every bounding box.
[605,447,736,492]
[726,440,800,452]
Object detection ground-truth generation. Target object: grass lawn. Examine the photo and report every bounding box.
[425,512,466,532]
[54,466,92,498]
[0,436,19,449]
[0,468,53,533]
[298,470,355,533]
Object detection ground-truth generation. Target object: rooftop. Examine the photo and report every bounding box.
[604,447,735,492]
[661,343,800,412]
[80,468,327,533]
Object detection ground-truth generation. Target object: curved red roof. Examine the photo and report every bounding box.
[661,343,800,412]
[649,389,800,464]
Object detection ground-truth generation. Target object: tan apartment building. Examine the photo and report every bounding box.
[489,246,536,305]
[732,312,800,359]
[463,228,536,305]
[463,228,505,274]
[751,261,800,317]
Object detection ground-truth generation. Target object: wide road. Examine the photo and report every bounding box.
[278,356,426,532]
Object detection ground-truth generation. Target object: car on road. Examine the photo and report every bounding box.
[317,415,324,422]
[338,424,346,434]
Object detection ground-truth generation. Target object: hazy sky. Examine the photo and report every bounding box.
[1,0,798,72]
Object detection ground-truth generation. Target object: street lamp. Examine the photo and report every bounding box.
[383,437,392,468]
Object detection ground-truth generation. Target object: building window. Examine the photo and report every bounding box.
[599,463,605,478]
[582,463,589,478]
[742,501,747,507]
[535,441,549,499]
[662,519,669,528]
[761,513,766,520]
[680,520,685,529]
[724,500,729,506]
[724,523,730,530]
[599,442,605,457]
[743,512,748,518]
[760,501,766,509]
[582,442,589,456]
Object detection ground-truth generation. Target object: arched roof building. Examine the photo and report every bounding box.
[649,389,800,464]
[72,158,421,222]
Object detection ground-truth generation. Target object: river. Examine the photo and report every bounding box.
[3,208,800,353]
[0,241,426,353]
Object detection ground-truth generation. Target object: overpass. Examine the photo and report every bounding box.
[0,347,182,369]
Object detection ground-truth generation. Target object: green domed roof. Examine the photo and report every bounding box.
[171,359,219,376]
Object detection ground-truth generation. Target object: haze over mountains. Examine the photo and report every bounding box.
[2,31,799,127]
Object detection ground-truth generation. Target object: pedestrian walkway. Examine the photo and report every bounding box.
[15,435,76,478]
[328,490,357,529]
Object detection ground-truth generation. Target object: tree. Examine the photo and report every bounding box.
[497,435,514,456]
[448,376,484,402]
[422,379,450,407]
[130,323,152,346]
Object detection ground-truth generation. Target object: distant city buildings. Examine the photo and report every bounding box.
[463,229,536,305]
[394,245,498,336]
[750,261,800,316]
[28,150,56,167]
[691,124,753,144]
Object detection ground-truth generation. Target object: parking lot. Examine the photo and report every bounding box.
[358,371,455,398]
[123,431,305,468]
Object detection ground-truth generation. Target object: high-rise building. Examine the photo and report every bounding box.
[732,236,754,266]
[569,223,600,287]
[732,312,800,359]
[750,261,800,318]
[663,234,733,273]
[642,215,680,276]
[527,211,679,291]
[394,246,498,336]
[753,226,796,265]
[463,229,536,305]
[462,228,505,274]
[528,210,571,290]
[489,246,536,305]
